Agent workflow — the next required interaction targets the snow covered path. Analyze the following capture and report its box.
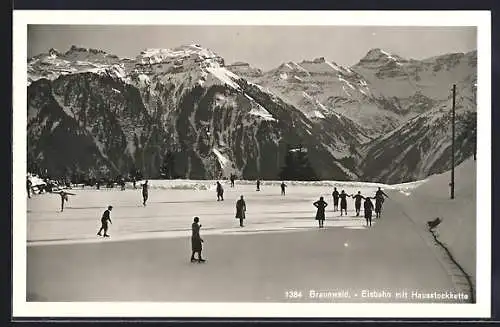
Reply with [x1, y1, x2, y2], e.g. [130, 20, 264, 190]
[26, 182, 466, 303]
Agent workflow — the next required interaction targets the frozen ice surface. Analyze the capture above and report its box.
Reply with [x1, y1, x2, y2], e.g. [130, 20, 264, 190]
[28, 182, 394, 246]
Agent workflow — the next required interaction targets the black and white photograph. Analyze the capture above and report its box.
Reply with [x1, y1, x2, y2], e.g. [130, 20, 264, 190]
[13, 10, 491, 318]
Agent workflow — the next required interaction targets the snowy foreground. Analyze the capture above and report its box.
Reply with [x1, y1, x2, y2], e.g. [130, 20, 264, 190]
[26, 160, 476, 304]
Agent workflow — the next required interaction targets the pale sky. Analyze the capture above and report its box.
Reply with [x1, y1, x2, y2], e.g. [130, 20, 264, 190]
[27, 25, 477, 71]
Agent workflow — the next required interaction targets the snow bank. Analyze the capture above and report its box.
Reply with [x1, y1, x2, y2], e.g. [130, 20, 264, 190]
[127, 179, 424, 194]
[27, 174, 46, 187]
[388, 157, 476, 281]
[135, 180, 215, 191]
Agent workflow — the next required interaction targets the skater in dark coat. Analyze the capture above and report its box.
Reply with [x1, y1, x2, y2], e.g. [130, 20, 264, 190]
[190, 217, 205, 263]
[364, 198, 374, 227]
[339, 190, 349, 216]
[216, 181, 224, 201]
[97, 205, 113, 237]
[375, 200, 383, 219]
[26, 178, 32, 198]
[374, 187, 389, 218]
[280, 182, 287, 196]
[351, 191, 365, 217]
[142, 180, 149, 206]
[256, 179, 261, 191]
[313, 196, 328, 228]
[58, 190, 75, 212]
[235, 195, 246, 227]
[230, 174, 235, 187]
[332, 187, 339, 211]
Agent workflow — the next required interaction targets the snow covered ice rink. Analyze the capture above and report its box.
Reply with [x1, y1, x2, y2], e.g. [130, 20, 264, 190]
[25, 173, 475, 304]
[27, 181, 392, 246]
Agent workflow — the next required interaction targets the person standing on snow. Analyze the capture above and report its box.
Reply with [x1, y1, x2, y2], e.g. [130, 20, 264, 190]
[332, 187, 340, 212]
[280, 181, 287, 196]
[351, 191, 366, 217]
[216, 181, 224, 201]
[190, 217, 206, 263]
[339, 190, 349, 216]
[26, 177, 32, 198]
[235, 195, 246, 227]
[313, 196, 328, 228]
[256, 179, 261, 191]
[363, 197, 374, 227]
[141, 180, 149, 206]
[97, 205, 113, 237]
[374, 187, 389, 219]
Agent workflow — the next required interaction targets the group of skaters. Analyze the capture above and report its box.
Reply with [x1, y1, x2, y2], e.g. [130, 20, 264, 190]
[314, 187, 389, 228]
[28, 174, 390, 263]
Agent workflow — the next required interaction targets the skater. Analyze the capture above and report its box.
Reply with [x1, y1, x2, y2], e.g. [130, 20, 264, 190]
[351, 191, 365, 217]
[141, 180, 149, 206]
[120, 177, 125, 191]
[374, 187, 389, 202]
[374, 198, 385, 219]
[26, 177, 32, 198]
[313, 196, 328, 228]
[374, 187, 389, 218]
[339, 190, 349, 216]
[230, 174, 235, 188]
[58, 190, 75, 212]
[235, 195, 246, 227]
[332, 187, 339, 211]
[132, 177, 137, 189]
[97, 205, 113, 237]
[216, 181, 224, 201]
[190, 217, 206, 263]
[96, 180, 101, 190]
[280, 181, 287, 196]
[363, 197, 374, 227]
[256, 179, 261, 191]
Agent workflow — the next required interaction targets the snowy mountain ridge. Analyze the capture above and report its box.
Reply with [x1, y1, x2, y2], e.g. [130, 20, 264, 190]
[26, 44, 476, 183]
[233, 48, 476, 137]
[27, 44, 367, 181]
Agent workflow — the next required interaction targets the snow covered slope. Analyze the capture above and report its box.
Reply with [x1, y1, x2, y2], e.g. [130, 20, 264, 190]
[27, 44, 477, 184]
[389, 157, 476, 283]
[235, 49, 477, 138]
[27, 45, 362, 180]
[360, 89, 476, 183]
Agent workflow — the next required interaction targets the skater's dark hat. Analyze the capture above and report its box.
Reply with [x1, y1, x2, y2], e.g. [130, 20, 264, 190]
[108, 205, 113, 209]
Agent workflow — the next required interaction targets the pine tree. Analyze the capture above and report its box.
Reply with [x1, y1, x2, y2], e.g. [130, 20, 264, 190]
[279, 145, 318, 181]
[160, 151, 176, 179]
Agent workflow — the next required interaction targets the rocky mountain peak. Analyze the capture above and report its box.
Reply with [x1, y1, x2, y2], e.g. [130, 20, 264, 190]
[65, 45, 108, 56]
[48, 48, 60, 57]
[136, 44, 224, 67]
[358, 48, 405, 65]
[312, 57, 326, 63]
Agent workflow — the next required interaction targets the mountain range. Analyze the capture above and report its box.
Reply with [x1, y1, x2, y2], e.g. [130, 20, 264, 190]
[26, 44, 477, 183]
